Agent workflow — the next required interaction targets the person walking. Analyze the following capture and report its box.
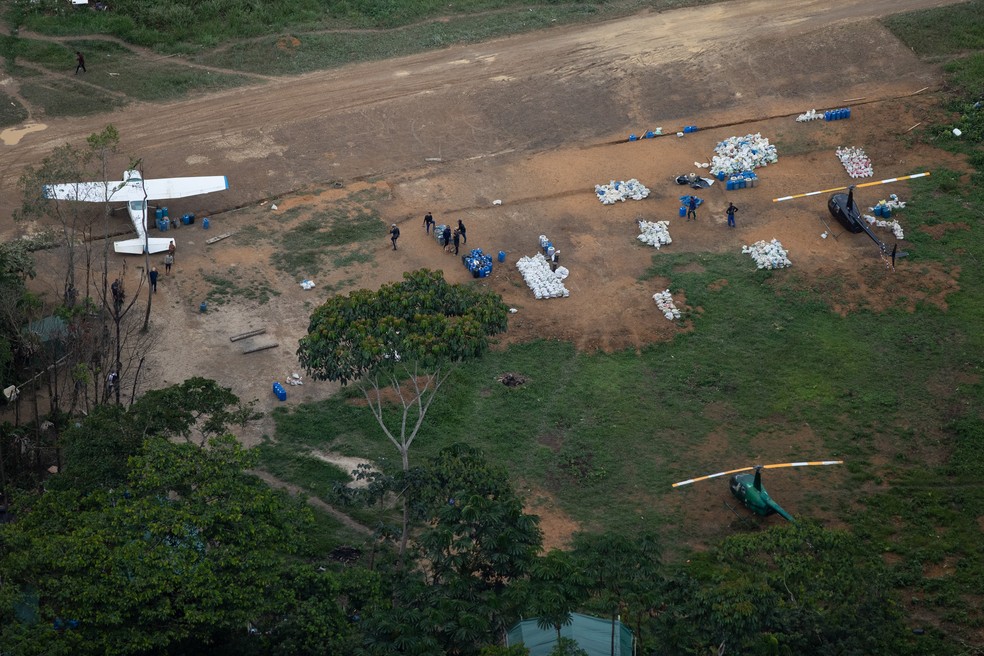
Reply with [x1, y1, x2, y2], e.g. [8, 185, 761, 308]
[149, 267, 159, 293]
[687, 195, 699, 221]
[457, 219, 467, 244]
[726, 202, 739, 228]
[389, 223, 400, 250]
[452, 229, 461, 256]
[442, 225, 452, 250]
[75, 51, 86, 74]
[423, 212, 435, 235]
[164, 252, 174, 275]
[168, 240, 176, 257]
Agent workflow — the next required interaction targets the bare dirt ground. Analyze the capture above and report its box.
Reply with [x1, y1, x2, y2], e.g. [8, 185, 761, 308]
[1, 0, 972, 543]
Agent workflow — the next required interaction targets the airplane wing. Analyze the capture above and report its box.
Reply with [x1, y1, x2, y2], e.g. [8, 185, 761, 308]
[43, 175, 229, 203]
[141, 176, 229, 200]
[43, 181, 145, 203]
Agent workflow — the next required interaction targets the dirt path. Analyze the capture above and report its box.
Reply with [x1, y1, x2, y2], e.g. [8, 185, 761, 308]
[250, 469, 374, 536]
[0, 0, 964, 223]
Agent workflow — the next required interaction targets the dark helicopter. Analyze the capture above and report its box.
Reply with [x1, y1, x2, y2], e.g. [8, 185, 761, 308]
[774, 171, 930, 262]
[672, 460, 843, 522]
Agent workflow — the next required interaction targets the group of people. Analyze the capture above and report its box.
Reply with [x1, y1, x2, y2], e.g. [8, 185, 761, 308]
[389, 212, 468, 255]
[687, 196, 740, 228]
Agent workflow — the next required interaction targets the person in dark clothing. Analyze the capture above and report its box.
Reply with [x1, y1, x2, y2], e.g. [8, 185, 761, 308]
[389, 224, 400, 250]
[442, 225, 452, 249]
[457, 219, 466, 244]
[75, 51, 86, 74]
[726, 202, 738, 228]
[149, 267, 159, 292]
[687, 196, 699, 221]
[423, 212, 435, 234]
[111, 279, 124, 310]
[452, 229, 461, 255]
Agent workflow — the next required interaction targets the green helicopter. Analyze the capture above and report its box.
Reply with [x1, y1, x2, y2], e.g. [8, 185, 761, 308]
[672, 460, 843, 522]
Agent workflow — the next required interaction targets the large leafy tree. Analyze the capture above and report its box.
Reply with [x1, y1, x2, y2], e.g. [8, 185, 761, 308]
[298, 269, 509, 556]
[656, 522, 914, 656]
[0, 435, 356, 655]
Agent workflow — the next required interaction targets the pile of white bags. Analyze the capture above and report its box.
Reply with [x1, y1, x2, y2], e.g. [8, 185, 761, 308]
[864, 215, 905, 240]
[637, 220, 672, 249]
[871, 193, 906, 213]
[742, 239, 792, 269]
[300, 280, 316, 290]
[709, 133, 778, 176]
[836, 146, 873, 178]
[595, 179, 650, 204]
[516, 253, 570, 299]
[652, 290, 681, 320]
[796, 109, 823, 122]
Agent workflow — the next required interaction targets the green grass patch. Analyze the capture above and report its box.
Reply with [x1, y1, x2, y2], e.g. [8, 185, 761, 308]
[18, 77, 126, 117]
[882, 0, 984, 58]
[0, 91, 29, 127]
[272, 207, 385, 278]
[202, 269, 280, 306]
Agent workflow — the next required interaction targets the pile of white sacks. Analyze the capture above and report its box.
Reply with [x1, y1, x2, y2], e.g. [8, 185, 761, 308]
[516, 253, 570, 299]
[709, 133, 779, 177]
[637, 220, 672, 249]
[796, 109, 823, 122]
[836, 146, 873, 178]
[742, 239, 792, 269]
[595, 179, 650, 204]
[652, 290, 681, 320]
[864, 215, 905, 240]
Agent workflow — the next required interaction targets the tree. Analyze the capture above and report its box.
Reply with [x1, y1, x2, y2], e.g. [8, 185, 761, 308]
[523, 550, 589, 643]
[298, 269, 509, 556]
[0, 435, 332, 655]
[655, 522, 914, 656]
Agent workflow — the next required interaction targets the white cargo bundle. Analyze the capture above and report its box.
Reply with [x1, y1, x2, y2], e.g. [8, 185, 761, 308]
[709, 133, 778, 177]
[637, 220, 672, 249]
[742, 239, 792, 269]
[836, 146, 873, 178]
[652, 289, 682, 320]
[595, 178, 650, 205]
[516, 253, 570, 299]
[864, 215, 905, 240]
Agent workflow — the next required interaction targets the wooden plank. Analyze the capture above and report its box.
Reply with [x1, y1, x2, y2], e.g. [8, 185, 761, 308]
[242, 342, 279, 354]
[206, 232, 234, 245]
[230, 328, 266, 342]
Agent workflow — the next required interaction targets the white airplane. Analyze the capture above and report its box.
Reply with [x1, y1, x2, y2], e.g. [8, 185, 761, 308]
[42, 169, 229, 254]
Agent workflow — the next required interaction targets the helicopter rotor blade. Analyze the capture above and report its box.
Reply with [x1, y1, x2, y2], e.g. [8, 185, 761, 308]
[672, 460, 843, 488]
[772, 172, 931, 203]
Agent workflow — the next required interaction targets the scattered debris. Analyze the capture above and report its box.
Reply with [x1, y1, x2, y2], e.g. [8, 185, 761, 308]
[796, 109, 823, 122]
[497, 372, 528, 387]
[271, 203, 278, 210]
[493, 199, 503, 205]
[285, 372, 304, 386]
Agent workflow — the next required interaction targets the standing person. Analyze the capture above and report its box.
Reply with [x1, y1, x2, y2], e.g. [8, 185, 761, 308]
[149, 267, 159, 293]
[457, 219, 467, 244]
[687, 196, 699, 221]
[164, 252, 174, 275]
[726, 202, 739, 228]
[442, 225, 452, 250]
[75, 51, 86, 74]
[168, 240, 176, 258]
[423, 212, 435, 235]
[389, 223, 400, 250]
[452, 229, 461, 256]
[111, 279, 124, 311]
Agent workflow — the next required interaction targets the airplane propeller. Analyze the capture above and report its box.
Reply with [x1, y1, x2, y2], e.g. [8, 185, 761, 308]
[672, 460, 844, 488]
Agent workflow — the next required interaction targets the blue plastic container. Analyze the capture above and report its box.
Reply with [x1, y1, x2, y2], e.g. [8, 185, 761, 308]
[628, 134, 638, 141]
[273, 382, 287, 402]
[202, 218, 210, 230]
[726, 180, 735, 191]
[716, 171, 725, 181]
[679, 206, 687, 217]
[157, 218, 169, 232]
[844, 107, 851, 119]
[161, 207, 168, 218]
[498, 250, 506, 263]
[882, 206, 891, 219]
[155, 208, 164, 221]
[199, 301, 207, 313]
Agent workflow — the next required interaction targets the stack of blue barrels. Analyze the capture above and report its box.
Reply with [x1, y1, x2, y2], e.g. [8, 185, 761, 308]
[463, 248, 493, 278]
[726, 171, 759, 190]
[272, 382, 287, 402]
[824, 108, 851, 121]
[872, 202, 892, 219]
